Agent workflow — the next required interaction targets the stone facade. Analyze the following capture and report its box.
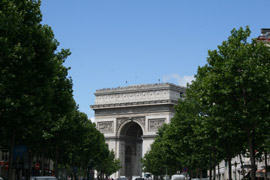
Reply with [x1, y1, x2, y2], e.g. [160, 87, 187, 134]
[91, 83, 185, 178]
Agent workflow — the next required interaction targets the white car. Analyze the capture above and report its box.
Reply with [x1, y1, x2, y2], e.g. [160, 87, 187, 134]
[171, 174, 186, 180]
[132, 176, 141, 180]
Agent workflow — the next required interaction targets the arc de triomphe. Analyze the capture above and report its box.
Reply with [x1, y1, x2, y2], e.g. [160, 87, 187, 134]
[91, 83, 185, 178]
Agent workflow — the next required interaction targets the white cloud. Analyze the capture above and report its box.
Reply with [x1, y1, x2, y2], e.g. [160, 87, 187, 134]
[90, 117, 95, 122]
[162, 74, 194, 87]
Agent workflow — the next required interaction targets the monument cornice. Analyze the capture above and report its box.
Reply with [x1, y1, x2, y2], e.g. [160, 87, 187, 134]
[91, 99, 178, 110]
[94, 104, 175, 117]
[105, 134, 157, 140]
[94, 83, 185, 96]
[142, 134, 158, 139]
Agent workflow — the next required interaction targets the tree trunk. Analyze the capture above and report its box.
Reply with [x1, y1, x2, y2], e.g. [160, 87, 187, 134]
[228, 158, 232, 180]
[239, 154, 244, 174]
[264, 151, 268, 180]
[27, 151, 33, 180]
[213, 165, 216, 180]
[210, 167, 212, 180]
[213, 151, 216, 180]
[8, 131, 16, 180]
[54, 147, 59, 178]
[218, 164, 220, 180]
[248, 133, 256, 180]
[41, 153, 45, 176]
[234, 162, 237, 180]
[210, 152, 213, 180]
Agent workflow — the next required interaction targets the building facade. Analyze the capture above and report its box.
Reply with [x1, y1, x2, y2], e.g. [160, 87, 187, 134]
[91, 83, 185, 178]
[213, 155, 270, 180]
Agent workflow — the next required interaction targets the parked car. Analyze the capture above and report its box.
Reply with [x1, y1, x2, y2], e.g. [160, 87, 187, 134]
[30, 176, 57, 180]
[132, 176, 141, 180]
[135, 178, 144, 180]
[144, 172, 152, 180]
[171, 174, 186, 180]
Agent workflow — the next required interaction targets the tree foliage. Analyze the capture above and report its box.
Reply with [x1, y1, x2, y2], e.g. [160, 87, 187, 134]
[0, 0, 120, 178]
[142, 27, 270, 180]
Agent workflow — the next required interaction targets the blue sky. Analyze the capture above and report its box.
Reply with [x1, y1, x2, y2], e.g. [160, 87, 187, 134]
[40, 0, 270, 119]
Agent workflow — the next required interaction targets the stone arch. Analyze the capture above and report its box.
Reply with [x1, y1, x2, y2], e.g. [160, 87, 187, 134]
[117, 118, 145, 137]
[118, 120, 143, 178]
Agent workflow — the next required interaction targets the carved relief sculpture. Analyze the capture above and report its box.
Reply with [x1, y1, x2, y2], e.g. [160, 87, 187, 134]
[132, 116, 145, 130]
[98, 121, 114, 133]
[148, 118, 166, 132]
[116, 116, 146, 131]
[117, 117, 129, 130]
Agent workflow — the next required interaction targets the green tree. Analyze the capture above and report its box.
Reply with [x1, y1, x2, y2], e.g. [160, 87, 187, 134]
[0, 1, 119, 179]
[143, 27, 270, 180]
[142, 124, 180, 176]
[97, 150, 121, 178]
[0, 0, 73, 178]
[142, 139, 168, 176]
[195, 27, 270, 180]
[190, 66, 245, 180]
[162, 83, 215, 178]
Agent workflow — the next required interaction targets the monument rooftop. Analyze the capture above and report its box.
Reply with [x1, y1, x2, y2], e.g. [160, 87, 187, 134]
[91, 83, 185, 109]
[94, 83, 185, 95]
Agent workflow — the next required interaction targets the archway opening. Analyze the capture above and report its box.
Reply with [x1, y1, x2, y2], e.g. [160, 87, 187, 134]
[119, 121, 143, 178]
